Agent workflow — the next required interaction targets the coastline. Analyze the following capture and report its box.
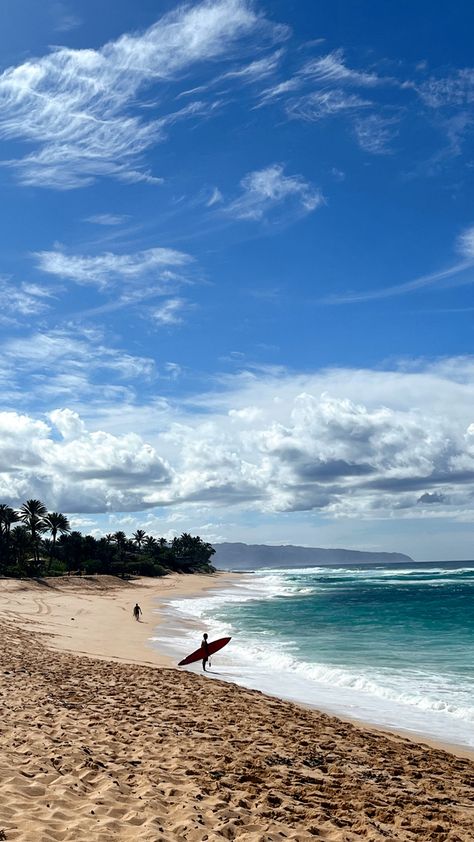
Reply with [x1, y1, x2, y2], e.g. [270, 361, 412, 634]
[3, 570, 473, 761]
[0, 571, 237, 669]
[0, 573, 473, 840]
[155, 571, 474, 762]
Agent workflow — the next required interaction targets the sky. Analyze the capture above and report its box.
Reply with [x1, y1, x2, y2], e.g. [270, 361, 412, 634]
[1, 0, 474, 560]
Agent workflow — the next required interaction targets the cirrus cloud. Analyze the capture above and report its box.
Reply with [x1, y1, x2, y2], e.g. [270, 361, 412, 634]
[0, 0, 282, 188]
[225, 163, 324, 222]
[35, 246, 192, 289]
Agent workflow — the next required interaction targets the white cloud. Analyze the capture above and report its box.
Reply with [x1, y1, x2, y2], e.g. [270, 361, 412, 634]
[164, 362, 183, 379]
[4, 359, 474, 526]
[322, 225, 474, 304]
[151, 298, 187, 325]
[0, 0, 275, 188]
[418, 69, 474, 108]
[151, 359, 474, 518]
[0, 327, 155, 403]
[286, 89, 371, 121]
[0, 410, 171, 512]
[49, 408, 86, 440]
[458, 225, 474, 259]
[206, 187, 223, 207]
[220, 49, 284, 82]
[258, 77, 301, 104]
[225, 163, 324, 221]
[155, 99, 223, 135]
[0, 277, 57, 323]
[85, 214, 129, 226]
[229, 406, 263, 422]
[117, 169, 164, 186]
[36, 246, 192, 288]
[353, 114, 399, 154]
[299, 49, 381, 87]
[51, 2, 82, 32]
[259, 48, 383, 107]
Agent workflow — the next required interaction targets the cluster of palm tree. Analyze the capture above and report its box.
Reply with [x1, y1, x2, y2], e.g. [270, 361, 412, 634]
[0, 499, 215, 579]
[0, 500, 71, 574]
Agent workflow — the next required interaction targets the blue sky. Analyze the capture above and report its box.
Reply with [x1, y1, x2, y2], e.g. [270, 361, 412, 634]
[1, 0, 474, 560]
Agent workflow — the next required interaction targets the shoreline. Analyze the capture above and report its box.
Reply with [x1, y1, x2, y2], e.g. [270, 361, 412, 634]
[0, 573, 473, 840]
[3, 571, 472, 761]
[0, 571, 237, 669]
[154, 571, 474, 762]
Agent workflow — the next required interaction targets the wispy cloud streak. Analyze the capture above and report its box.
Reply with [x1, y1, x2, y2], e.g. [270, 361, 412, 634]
[36, 247, 192, 289]
[299, 49, 382, 87]
[322, 227, 474, 304]
[0, 0, 275, 188]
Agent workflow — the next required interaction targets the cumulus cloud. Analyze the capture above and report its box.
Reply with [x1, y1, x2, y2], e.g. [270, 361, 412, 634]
[3, 359, 474, 520]
[225, 163, 324, 222]
[145, 359, 474, 518]
[417, 491, 446, 504]
[0, 0, 278, 188]
[49, 408, 86, 440]
[0, 410, 171, 512]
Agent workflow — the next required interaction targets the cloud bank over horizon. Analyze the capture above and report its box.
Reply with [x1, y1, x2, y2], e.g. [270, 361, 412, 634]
[3, 359, 474, 554]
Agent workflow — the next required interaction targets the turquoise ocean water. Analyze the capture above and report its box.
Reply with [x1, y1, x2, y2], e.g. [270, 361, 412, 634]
[154, 562, 474, 749]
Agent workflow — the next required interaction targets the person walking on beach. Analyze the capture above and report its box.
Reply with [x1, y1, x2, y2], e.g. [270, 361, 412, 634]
[133, 603, 142, 621]
[201, 632, 210, 671]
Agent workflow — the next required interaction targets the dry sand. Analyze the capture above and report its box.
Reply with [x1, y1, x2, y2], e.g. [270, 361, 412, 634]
[0, 574, 473, 841]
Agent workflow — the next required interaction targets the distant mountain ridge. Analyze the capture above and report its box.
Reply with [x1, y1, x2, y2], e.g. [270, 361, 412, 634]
[213, 542, 413, 570]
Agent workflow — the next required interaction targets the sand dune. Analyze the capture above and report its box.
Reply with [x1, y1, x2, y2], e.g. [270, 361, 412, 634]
[0, 576, 473, 841]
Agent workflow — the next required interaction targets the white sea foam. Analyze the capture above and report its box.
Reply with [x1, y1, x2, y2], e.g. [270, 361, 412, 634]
[152, 565, 474, 748]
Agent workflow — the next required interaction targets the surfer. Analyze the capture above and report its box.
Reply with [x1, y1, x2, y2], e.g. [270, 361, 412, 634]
[133, 603, 142, 621]
[201, 632, 209, 671]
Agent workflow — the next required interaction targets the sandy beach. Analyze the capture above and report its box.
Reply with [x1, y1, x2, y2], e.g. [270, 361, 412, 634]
[0, 574, 473, 841]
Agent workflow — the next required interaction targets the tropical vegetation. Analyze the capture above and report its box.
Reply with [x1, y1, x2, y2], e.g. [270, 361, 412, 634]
[0, 499, 215, 578]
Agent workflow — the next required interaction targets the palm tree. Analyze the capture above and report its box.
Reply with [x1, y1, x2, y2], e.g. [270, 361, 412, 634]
[43, 512, 71, 568]
[0, 504, 19, 536]
[133, 529, 146, 550]
[0, 506, 20, 570]
[10, 525, 32, 572]
[113, 531, 127, 578]
[19, 499, 47, 565]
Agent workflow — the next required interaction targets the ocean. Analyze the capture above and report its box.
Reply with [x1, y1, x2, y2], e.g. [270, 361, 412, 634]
[153, 561, 474, 750]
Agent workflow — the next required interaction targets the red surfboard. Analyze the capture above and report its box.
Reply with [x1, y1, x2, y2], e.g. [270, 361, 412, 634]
[178, 636, 231, 666]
